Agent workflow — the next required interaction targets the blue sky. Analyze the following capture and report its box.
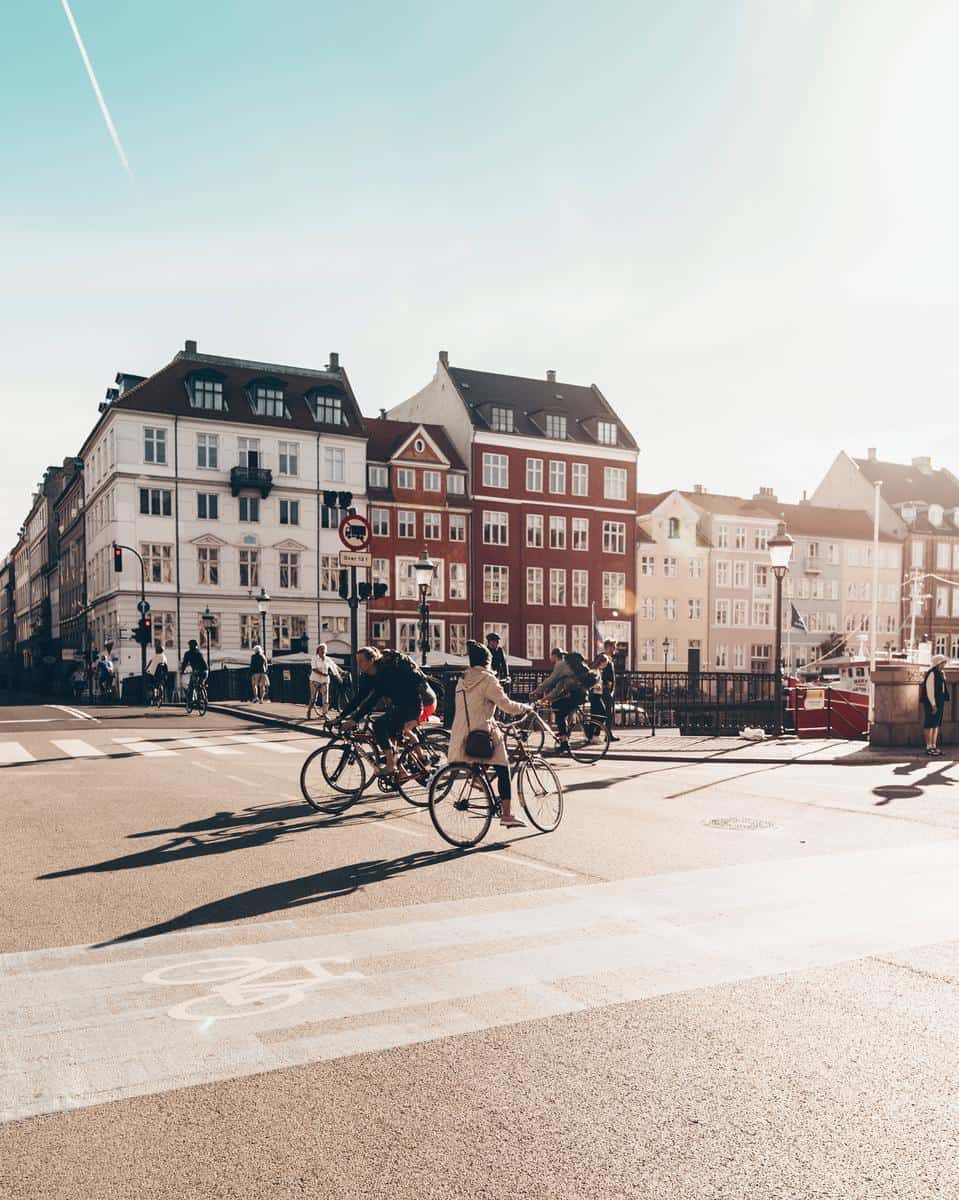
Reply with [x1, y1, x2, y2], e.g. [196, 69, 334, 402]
[3, 1, 959, 549]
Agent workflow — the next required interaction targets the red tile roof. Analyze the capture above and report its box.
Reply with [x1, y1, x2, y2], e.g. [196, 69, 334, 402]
[682, 490, 902, 541]
[363, 419, 466, 471]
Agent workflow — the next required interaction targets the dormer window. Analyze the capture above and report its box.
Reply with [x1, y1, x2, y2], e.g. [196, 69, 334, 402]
[189, 376, 226, 411]
[597, 421, 618, 446]
[307, 393, 344, 425]
[902, 504, 917, 524]
[251, 384, 288, 418]
[490, 406, 514, 433]
[929, 504, 944, 526]
[544, 414, 567, 440]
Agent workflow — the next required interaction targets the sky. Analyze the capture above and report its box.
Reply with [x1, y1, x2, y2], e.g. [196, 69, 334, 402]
[3, 0, 959, 551]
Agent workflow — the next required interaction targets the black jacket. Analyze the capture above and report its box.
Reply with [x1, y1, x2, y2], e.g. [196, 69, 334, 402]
[489, 645, 509, 680]
[601, 660, 615, 695]
[340, 656, 431, 720]
[250, 652, 267, 674]
[180, 648, 207, 675]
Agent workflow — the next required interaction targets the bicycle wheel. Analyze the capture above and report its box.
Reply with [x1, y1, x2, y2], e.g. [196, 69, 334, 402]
[319, 740, 369, 795]
[196, 688, 208, 716]
[301, 746, 362, 813]
[517, 758, 563, 832]
[512, 714, 545, 756]
[420, 726, 450, 763]
[429, 763, 493, 848]
[567, 710, 610, 763]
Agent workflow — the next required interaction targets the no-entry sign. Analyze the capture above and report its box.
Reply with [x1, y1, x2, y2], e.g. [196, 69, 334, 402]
[339, 513, 371, 552]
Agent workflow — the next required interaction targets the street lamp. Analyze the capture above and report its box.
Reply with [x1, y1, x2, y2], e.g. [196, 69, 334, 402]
[201, 606, 216, 674]
[256, 587, 271, 654]
[662, 637, 670, 674]
[413, 548, 436, 667]
[768, 521, 794, 736]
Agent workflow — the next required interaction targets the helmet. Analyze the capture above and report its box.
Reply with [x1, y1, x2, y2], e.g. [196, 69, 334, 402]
[188, 639, 198, 649]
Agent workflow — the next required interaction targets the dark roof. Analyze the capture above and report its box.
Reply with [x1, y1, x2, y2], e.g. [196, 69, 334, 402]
[105, 348, 366, 437]
[363, 419, 466, 470]
[854, 456, 959, 508]
[446, 366, 638, 450]
[683, 489, 901, 541]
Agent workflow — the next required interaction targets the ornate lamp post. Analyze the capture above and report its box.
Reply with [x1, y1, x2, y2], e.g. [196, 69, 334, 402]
[768, 521, 794, 736]
[256, 587, 271, 654]
[662, 637, 671, 674]
[413, 548, 436, 667]
[201, 606, 216, 675]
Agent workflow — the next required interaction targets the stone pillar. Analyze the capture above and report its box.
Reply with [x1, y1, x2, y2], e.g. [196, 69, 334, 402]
[870, 662, 959, 747]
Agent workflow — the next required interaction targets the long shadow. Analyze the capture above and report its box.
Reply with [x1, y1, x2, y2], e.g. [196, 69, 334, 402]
[130, 803, 313, 838]
[97, 843, 511, 946]
[873, 760, 958, 806]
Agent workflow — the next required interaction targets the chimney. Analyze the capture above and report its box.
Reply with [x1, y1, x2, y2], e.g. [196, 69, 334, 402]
[184, 339, 197, 354]
[867, 447, 877, 461]
[912, 455, 932, 475]
[378, 408, 387, 420]
[438, 350, 449, 368]
[328, 351, 339, 371]
[800, 489, 810, 505]
[546, 369, 556, 383]
[692, 483, 705, 494]
[754, 486, 777, 501]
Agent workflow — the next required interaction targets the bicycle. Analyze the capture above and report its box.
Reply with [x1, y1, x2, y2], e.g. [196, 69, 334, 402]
[183, 673, 208, 716]
[428, 712, 564, 848]
[147, 673, 167, 708]
[504, 700, 610, 763]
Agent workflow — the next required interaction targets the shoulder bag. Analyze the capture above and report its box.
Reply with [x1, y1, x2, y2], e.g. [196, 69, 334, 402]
[461, 686, 495, 758]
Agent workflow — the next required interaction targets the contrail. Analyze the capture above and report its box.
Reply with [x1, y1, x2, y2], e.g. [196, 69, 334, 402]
[59, 0, 131, 176]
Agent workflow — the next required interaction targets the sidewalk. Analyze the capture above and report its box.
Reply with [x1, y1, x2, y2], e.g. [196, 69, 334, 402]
[209, 700, 921, 765]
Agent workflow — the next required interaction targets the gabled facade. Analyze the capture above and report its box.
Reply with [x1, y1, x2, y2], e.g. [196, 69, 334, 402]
[389, 353, 640, 666]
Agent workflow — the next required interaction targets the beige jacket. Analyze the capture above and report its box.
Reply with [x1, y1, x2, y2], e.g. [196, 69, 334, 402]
[448, 667, 527, 767]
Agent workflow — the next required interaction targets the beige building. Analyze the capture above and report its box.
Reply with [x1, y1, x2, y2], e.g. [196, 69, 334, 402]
[635, 491, 710, 669]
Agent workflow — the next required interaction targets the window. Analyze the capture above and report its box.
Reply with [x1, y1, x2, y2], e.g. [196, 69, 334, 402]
[641, 638, 656, 663]
[527, 624, 544, 661]
[936, 634, 948, 656]
[144, 427, 167, 465]
[279, 551, 299, 589]
[549, 625, 567, 651]
[753, 564, 768, 590]
[398, 510, 416, 538]
[368, 464, 388, 489]
[423, 470, 441, 492]
[238, 497, 260, 522]
[423, 512, 442, 541]
[715, 645, 728, 668]
[663, 598, 677, 621]
[139, 488, 172, 517]
[603, 467, 627, 500]
[483, 453, 508, 488]
[198, 612, 221, 650]
[483, 565, 509, 604]
[449, 562, 466, 599]
[273, 614, 308, 651]
[448, 624, 467, 655]
[753, 600, 771, 626]
[278, 442, 299, 476]
[371, 558, 389, 591]
[938, 542, 951, 570]
[549, 516, 567, 550]
[191, 377, 224, 410]
[324, 447, 346, 482]
[483, 622, 510, 651]
[596, 421, 617, 446]
[751, 644, 771, 671]
[526, 458, 543, 492]
[196, 433, 219, 469]
[320, 505, 339, 529]
[397, 468, 415, 489]
[490, 406, 514, 432]
[545, 414, 567, 439]
[641, 597, 656, 620]
[549, 461, 566, 494]
[239, 549, 259, 588]
[663, 556, 677, 578]
[715, 599, 730, 625]
[640, 555, 655, 576]
[370, 508, 389, 536]
[570, 625, 589, 656]
[688, 598, 702, 620]
[197, 545, 219, 585]
[572, 518, 589, 551]
[753, 527, 770, 551]
[449, 514, 466, 542]
[197, 493, 218, 520]
[571, 463, 589, 496]
[602, 571, 625, 608]
[448, 474, 465, 495]
[237, 437, 261, 469]
[716, 525, 729, 549]
[603, 521, 626, 554]
[152, 610, 176, 650]
[370, 619, 390, 643]
[731, 645, 745, 670]
[549, 569, 567, 605]
[484, 511, 509, 545]
[716, 560, 730, 587]
[911, 541, 924, 568]
[252, 384, 287, 418]
[572, 570, 588, 606]
[277, 499, 299, 525]
[141, 543, 172, 583]
[526, 514, 544, 548]
[733, 599, 747, 626]
[527, 567, 544, 605]
[936, 587, 948, 617]
[733, 561, 747, 588]
[309, 394, 343, 425]
[734, 527, 747, 550]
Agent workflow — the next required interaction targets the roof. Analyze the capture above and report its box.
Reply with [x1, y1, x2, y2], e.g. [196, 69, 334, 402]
[683, 489, 901, 542]
[681, 490, 783, 519]
[635, 490, 672, 515]
[854, 456, 959, 509]
[635, 526, 657, 545]
[446, 366, 638, 450]
[105, 346, 366, 438]
[363, 419, 466, 470]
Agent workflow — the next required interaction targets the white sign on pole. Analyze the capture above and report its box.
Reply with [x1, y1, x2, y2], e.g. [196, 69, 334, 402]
[339, 550, 372, 568]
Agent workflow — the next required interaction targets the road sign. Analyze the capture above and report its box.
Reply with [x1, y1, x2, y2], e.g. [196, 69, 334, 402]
[137, 600, 151, 615]
[338, 513, 371, 551]
[339, 550, 372, 568]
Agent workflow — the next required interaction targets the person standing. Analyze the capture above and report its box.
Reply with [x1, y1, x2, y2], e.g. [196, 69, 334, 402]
[250, 644, 269, 703]
[307, 642, 340, 719]
[921, 654, 950, 756]
[602, 639, 619, 740]
[485, 631, 509, 686]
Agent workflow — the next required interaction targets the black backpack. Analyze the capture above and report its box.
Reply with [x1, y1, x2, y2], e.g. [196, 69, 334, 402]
[572, 662, 600, 691]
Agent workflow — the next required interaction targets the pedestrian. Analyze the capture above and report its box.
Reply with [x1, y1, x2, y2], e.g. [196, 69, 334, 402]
[448, 640, 532, 827]
[250, 644, 269, 703]
[69, 662, 86, 701]
[307, 642, 340, 720]
[602, 639, 619, 741]
[590, 652, 612, 737]
[920, 654, 950, 756]
[485, 631, 509, 685]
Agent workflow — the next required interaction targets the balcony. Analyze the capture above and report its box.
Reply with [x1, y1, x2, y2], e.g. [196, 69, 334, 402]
[230, 465, 273, 498]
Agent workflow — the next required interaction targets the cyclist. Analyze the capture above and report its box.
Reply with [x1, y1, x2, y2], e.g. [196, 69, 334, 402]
[532, 648, 596, 754]
[96, 653, 115, 704]
[485, 631, 510, 686]
[180, 639, 208, 709]
[338, 646, 436, 783]
[145, 640, 169, 705]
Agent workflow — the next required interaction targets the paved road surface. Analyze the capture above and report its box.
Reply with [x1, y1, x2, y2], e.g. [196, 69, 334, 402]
[3, 703, 959, 1198]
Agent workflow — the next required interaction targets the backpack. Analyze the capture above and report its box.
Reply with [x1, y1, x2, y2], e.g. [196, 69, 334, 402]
[572, 662, 600, 692]
[97, 660, 112, 683]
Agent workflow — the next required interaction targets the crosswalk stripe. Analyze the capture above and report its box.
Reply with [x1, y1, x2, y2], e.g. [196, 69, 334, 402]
[51, 739, 105, 759]
[111, 738, 178, 758]
[170, 737, 241, 756]
[0, 742, 34, 764]
[223, 734, 302, 754]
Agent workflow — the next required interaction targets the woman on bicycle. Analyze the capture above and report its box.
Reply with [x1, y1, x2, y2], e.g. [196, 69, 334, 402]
[448, 641, 531, 827]
[145, 641, 169, 704]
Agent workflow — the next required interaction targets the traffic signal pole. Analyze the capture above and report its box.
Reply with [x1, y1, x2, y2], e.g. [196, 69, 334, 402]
[349, 565, 359, 672]
[113, 542, 149, 677]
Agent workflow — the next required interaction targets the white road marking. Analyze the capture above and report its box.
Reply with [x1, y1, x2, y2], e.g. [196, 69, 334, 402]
[171, 737, 241, 756]
[376, 822, 427, 839]
[51, 739, 105, 759]
[484, 854, 580, 878]
[10, 840, 959, 1122]
[0, 719, 53, 724]
[221, 734, 303, 754]
[226, 776, 256, 787]
[194, 762, 217, 773]
[46, 704, 98, 722]
[111, 737, 177, 758]
[0, 742, 35, 764]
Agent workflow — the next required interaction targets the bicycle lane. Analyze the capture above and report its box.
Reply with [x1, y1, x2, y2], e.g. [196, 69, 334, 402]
[7, 838, 959, 1123]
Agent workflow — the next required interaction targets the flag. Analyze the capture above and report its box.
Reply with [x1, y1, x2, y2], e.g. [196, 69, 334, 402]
[790, 604, 807, 633]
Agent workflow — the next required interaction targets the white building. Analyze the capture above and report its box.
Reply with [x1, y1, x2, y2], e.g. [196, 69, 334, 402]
[80, 340, 368, 676]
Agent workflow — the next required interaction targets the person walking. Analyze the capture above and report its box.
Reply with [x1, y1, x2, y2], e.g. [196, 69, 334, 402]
[485, 631, 509, 685]
[602, 639, 619, 740]
[448, 641, 531, 827]
[920, 654, 950, 756]
[250, 644, 269, 703]
[307, 642, 340, 720]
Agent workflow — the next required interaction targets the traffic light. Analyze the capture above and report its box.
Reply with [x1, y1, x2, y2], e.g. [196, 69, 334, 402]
[135, 616, 153, 646]
[113, 545, 123, 573]
[372, 583, 388, 600]
[338, 569, 350, 600]
[357, 581, 372, 601]
[323, 490, 338, 509]
[337, 491, 353, 511]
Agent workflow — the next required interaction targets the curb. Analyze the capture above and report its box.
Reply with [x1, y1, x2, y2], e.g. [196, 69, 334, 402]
[207, 703, 326, 736]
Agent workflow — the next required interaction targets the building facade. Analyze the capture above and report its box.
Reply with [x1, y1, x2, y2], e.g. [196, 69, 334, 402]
[53, 463, 87, 659]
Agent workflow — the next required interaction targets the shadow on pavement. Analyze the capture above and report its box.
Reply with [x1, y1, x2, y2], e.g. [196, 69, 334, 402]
[872, 761, 958, 805]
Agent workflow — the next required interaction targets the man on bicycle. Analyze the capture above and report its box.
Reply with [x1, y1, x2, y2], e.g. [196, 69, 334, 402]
[145, 640, 169, 705]
[180, 639, 208, 708]
[338, 646, 436, 783]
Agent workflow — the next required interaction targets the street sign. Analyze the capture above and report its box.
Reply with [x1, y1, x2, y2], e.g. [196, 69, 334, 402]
[339, 550, 372, 568]
[137, 600, 151, 615]
[338, 513, 371, 552]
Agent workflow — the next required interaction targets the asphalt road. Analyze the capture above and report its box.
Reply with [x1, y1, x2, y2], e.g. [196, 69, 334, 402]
[3, 702, 959, 1198]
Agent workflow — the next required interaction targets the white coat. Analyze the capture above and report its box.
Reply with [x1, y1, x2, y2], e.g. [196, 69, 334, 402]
[448, 666, 528, 768]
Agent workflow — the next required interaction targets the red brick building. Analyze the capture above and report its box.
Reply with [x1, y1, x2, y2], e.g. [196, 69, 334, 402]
[389, 355, 640, 666]
[364, 419, 471, 658]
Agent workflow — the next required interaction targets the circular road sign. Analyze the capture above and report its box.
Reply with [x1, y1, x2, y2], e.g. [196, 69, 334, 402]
[339, 513, 372, 552]
[137, 600, 151, 615]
